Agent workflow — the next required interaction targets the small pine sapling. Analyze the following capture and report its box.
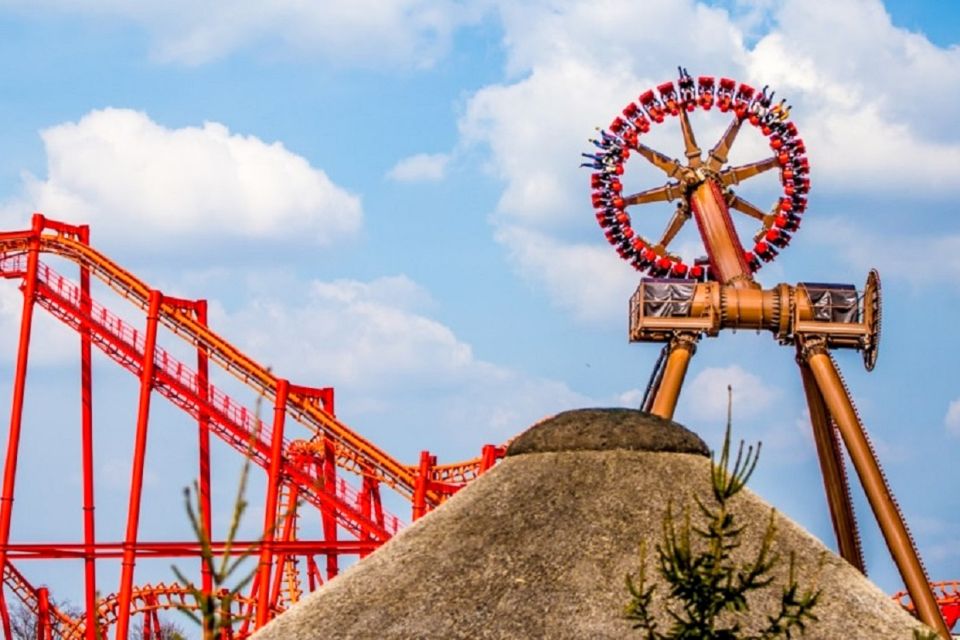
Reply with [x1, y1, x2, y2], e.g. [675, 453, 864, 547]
[625, 387, 821, 639]
[171, 381, 269, 639]
[171, 452, 257, 638]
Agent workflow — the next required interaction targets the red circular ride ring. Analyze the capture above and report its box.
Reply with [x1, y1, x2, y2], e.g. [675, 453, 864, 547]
[583, 70, 811, 280]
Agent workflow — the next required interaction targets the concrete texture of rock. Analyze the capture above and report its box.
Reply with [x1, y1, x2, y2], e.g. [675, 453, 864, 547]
[506, 408, 710, 457]
[253, 409, 925, 639]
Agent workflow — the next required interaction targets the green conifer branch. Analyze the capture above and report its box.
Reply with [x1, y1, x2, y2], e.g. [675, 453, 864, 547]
[624, 386, 821, 639]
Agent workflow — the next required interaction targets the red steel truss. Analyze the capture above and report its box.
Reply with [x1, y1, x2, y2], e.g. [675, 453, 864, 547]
[0, 214, 506, 639]
[895, 581, 960, 634]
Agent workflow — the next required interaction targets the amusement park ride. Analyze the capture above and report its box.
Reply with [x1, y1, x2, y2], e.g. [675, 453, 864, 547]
[0, 218, 504, 636]
[582, 68, 958, 637]
[0, 67, 955, 639]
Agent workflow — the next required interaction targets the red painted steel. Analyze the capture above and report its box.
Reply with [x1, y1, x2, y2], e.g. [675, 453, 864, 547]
[269, 483, 303, 608]
[3, 540, 375, 558]
[320, 437, 339, 577]
[896, 581, 960, 633]
[412, 451, 433, 521]
[78, 223, 98, 640]
[37, 586, 51, 640]
[1, 561, 77, 634]
[0, 215, 41, 640]
[0, 214, 504, 636]
[191, 298, 214, 606]
[256, 378, 290, 628]
[117, 289, 163, 640]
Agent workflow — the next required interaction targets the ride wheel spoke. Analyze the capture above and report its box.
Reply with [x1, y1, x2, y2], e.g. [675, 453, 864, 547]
[656, 205, 690, 249]
[622, 182, 683, 207]
[726, 192, 769, 222]
[634, 142, 688, 180]
[706, 116, 744, 172]
[586, 71, 810, 278]
[677, 109, 702, 168]
[719, 156, 780, 187]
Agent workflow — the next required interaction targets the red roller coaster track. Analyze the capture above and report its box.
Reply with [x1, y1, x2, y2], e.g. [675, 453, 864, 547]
[0, 214, 505, 639]
[896, 581, 960, 634]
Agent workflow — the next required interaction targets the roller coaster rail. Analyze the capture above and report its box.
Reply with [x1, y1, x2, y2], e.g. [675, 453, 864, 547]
[0, 214, 506, 639]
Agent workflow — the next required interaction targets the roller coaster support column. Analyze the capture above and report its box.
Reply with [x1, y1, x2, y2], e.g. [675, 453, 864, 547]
[412, 451, 435, 521]
[194, 300, 214, 609]
[322, 437, 339, 579]
[269, 482, 300, 608]
[796, 354, 864, 573]
[800, 338, 949, 638]
[646, 160, 747, 420]
[649, 333, 698, 420]
[359, 472, 384, 557]
[79, 223, 99, 640]
[142, 593, 160, 640]
[256, 378, 290, 629]
[480, 444, 499, 472]
[38, 585, 51, 640]
[116, 289, 163, 640]
[0, 215, 41, 639]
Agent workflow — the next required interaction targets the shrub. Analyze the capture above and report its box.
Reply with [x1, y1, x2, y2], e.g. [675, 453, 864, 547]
[625, 390, 820, 639]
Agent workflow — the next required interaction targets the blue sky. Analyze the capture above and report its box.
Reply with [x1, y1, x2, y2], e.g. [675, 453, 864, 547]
[0, 0, 958, 620]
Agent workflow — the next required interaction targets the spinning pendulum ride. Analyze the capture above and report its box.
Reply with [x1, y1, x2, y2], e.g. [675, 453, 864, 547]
[581, 67, 950, 637]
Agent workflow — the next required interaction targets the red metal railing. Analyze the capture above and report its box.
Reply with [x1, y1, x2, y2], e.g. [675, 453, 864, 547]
[0, 214, 504, 638]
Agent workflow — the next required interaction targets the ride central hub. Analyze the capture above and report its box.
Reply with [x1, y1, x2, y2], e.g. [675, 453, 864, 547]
[628, 270, 881, 371]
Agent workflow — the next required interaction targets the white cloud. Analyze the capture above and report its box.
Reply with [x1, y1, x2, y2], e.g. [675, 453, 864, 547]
[806, 217, 960, 289]
[214, 272, 590, 437]
[495, 225, 638, 324]
[460, 58, 638, 228]
[494, 1, 744, 81]
[751, 2, 960, 141]
[456, 2, 749, 324]
[2, 108, 361, 248]
[683, 365, 780, 422]
[451, 0, 960, 325]
[617, 388, 645, 408]
[222, 274, 469, 387]
[387, 153, 450, 182]
[746, 3, 960, 193]
[4, 0, 482, 67]
[946, 399, 960, 437]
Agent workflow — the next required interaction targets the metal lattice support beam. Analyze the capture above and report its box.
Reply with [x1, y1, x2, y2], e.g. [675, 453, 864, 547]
[0, 215, 506, 637]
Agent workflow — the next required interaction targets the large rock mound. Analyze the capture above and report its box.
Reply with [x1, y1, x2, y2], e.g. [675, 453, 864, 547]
[254, 409, 925, 639]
